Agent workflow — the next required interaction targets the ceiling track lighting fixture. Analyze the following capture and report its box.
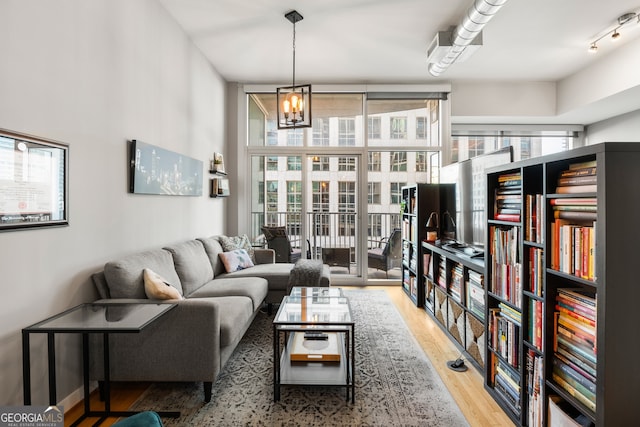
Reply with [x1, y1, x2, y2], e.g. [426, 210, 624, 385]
[277, 10, 312, 129]
[588, 11, 639, 53]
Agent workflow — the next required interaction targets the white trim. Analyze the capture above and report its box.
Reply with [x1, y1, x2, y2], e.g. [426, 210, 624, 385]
[243, 83, 452, 94]
[452, 123, 584, 132]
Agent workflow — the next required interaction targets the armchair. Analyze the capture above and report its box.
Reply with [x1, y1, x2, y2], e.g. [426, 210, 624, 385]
[367, 228, 402, 277]
[261, 226, 310, 263]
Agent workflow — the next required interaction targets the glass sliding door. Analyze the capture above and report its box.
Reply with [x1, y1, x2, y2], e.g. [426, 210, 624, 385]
[306, 155, 359, 277]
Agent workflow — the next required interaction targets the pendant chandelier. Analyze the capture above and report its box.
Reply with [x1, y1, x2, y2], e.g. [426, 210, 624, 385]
[277, 10, 312, 129]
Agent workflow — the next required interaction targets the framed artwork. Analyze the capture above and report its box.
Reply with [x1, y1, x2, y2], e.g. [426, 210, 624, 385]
[0, 129, 69, 231]
[129, 140, 203, 196]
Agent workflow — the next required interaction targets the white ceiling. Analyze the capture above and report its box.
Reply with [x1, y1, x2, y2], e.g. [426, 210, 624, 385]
[158, 0, 640, 123]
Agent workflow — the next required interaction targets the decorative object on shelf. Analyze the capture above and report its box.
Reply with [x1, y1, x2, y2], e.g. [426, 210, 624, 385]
[129, 140, 203, 196]
[276, 10, 312, 129]
[425, 212, 439, 242]
[588, 11, 639, 53]
[0, 128, 69, 231]
[210, 152, 226, 174]
[210, 177, 230, 197]
[441, 211, 457, 242]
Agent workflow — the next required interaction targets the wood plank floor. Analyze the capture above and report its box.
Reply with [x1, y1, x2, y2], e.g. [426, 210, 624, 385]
[64, 286, 512, 426]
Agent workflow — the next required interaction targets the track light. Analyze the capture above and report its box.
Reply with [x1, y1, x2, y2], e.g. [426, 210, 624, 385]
[588, 11, 639, 53]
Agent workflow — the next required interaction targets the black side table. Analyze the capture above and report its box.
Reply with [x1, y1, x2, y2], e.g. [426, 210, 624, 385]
[23, 302, 179, 426]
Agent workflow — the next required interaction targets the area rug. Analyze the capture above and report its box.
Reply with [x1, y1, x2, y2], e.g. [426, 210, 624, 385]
[129, 289, 469, 426]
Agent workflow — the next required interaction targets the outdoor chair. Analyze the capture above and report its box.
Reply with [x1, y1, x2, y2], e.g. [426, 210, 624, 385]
[367, 228, 402, 277]
[261, 226, 310, 263]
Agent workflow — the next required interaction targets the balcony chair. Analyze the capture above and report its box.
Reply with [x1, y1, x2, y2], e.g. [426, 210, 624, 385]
[261, 226, 310, 263]
[367, 228, 402, 277]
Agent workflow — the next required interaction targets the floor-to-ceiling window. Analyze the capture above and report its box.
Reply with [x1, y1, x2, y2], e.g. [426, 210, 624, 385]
[247, 91, 446, 282]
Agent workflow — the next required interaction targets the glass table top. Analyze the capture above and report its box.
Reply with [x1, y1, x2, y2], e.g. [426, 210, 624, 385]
[274, 287, 352, 326]
[24, 303, 177, 333]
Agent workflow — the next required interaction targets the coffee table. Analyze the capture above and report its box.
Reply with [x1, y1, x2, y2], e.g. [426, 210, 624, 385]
[273, 287, 355, 402]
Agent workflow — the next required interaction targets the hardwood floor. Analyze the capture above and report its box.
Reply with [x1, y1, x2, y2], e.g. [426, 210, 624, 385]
[64, 286, 512, 426]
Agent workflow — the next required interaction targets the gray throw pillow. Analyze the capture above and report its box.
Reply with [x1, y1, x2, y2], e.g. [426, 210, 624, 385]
[219, 234, 255, 263]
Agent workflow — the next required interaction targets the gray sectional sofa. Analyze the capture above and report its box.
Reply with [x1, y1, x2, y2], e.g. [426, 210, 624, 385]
[90, 236, 329, 401]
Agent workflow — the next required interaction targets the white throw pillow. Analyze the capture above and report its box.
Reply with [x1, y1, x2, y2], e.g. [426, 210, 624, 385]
[143, 268, 183, 300]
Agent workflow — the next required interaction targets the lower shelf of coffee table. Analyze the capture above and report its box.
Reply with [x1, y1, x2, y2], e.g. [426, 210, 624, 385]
[279, 332, 350, 386]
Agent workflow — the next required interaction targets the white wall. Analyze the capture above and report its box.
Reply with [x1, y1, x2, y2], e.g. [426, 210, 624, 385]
[585, 109, 640, 145]
[0, 0, 227, 406]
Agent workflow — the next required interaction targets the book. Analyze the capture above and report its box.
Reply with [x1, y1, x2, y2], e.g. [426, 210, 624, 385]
[568, 160, 597, 170]
[550, 198, 597, 206]
[559, 166, 597, 178]
[553, 211, 597, 221]
[557, 175, 597, 186]
[290, 332, 341, 362]
[555, 184, 597, 194]
[552, 373, 596, 412]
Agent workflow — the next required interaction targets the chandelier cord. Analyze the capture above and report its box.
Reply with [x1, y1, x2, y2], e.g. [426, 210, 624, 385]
[292, 19, 296, 88]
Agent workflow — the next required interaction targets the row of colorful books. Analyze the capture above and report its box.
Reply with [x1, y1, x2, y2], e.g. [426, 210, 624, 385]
[495, 172, 522, 222]
[527, 247, 544, 297]
[449, 262, 463, 303]
[526, 349, 544, 427]
[553, 288, 597, 413]
[550, 220, 596, 280]
[490, 306, 521, 369]
[528, 299, 543, 351]
[555, 160, 597, 195]
[466, 270, 485, 321]
[489, 225, 521, 306]
[524, 193, 544, 243]
[493, 356, 522, 416]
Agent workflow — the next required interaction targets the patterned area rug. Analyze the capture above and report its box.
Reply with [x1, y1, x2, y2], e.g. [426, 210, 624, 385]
[129, 289, 469, 426]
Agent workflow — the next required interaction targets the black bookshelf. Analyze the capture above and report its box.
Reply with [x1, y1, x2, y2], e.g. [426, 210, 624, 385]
[485, 142, 640, 426]
[400, 184, 454, 306]
[422, 241, 486, 371]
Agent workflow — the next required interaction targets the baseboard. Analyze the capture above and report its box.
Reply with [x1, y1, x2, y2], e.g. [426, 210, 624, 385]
[60, 381, 98, 413]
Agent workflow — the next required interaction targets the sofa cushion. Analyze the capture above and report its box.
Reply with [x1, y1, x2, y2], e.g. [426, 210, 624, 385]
[197, 237, 226, 277]
[217, 263, 293, 292]
[143, 268, 183, 300]
[219, 249, 254, 273]
[219, 234, 255, 263]
[164, 240, 214, 297]
[188, 277, 268, 312]
[104, 249, 182, 299]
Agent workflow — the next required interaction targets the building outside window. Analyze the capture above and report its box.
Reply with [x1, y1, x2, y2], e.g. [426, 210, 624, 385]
[416, 116, 428, 139]
[312, 118, 330, 146]
[287, 156, 301, 171]
[390, 117, 407, 139]
[391, 152, 407, 171]
[312, 156, 330, 171]
[338, 157, 356, 171]
[266, 156, 278, 171]
[390, 182, 405, 204]
[312, 181, 330, 236]
[338, 118, 356, 146]
[368, 213, 382, 238]
[368, 182, 381, 204]
[368, 116, 381, 139]
[338, 181, 356, 237]
[368, 151, 381, 171]
[287, 181, 302, 235]
[416, 152, 428, 172]
[286, 129, 303, 146]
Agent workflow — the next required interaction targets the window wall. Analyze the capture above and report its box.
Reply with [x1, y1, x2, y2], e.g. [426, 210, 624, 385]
[247, 91, 445, 281]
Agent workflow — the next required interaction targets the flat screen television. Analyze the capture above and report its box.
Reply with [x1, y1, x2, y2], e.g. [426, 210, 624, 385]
[440, 146, 513, 251]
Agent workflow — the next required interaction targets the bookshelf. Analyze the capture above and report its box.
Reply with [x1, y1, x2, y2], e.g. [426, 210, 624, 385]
[400, 184, 454, 306]
[422, 241, 486, 370]
[485, 142, 640, 426]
